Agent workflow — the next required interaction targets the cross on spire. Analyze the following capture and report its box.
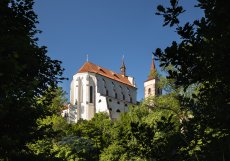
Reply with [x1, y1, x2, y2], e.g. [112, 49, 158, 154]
[86, 54, 89, 62]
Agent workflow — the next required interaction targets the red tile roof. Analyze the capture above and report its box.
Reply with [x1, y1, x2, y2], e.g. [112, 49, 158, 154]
[77, 62, 134, 87]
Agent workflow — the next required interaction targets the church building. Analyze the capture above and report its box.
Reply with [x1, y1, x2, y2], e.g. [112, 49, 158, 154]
[144, 55, 162, 98]
[62, 55, 161, 123]
[67, 58, 137, 123]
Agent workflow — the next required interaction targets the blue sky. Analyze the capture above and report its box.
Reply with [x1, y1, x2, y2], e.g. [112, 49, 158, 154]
[34, 0, 203, 101]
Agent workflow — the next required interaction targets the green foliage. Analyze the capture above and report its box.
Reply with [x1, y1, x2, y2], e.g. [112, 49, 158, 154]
[2, 0, 228, 160]
[149, 69, 158, 79]
[36, 87, 68, 115]
[99, 93, 185, 161]
[28, 112, 112, 161]
[154, 0, 230, 160]
[29, 87, 188, 161]
[37, 114, 69, 135]
[52, 136, 96, 161]
[29, 78, 186, 161]
[100, 143, 128, 161]
[0, 0, 65, 159]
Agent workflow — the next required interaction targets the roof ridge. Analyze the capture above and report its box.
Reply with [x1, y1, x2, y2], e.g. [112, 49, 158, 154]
[77, 61, 135, 87]
[86, 61, 120, 75]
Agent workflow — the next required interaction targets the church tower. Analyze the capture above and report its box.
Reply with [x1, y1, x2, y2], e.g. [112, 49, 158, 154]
[144, 54, 161, 98]
[120, 56, 126, 76]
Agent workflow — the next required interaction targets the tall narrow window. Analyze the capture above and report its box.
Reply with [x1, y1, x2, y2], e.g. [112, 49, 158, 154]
[115, 93, 118, 99]
[119, 85, 122, 91]
[148, 88, 151, 95]
[112, 82, 115, 90]
[130, 97, 132, 103]
[102, 78, 106, 88]
[123, 94, 125, 100]
[106, 90, 109, 96]
[90, 86, 93, 103]
[127, 87, 130, 94]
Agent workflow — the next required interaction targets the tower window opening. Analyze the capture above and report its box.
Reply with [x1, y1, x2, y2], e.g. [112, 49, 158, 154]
[106, 90, 109, 96]
[90, 86, 93, 103]
[148, 88, 151, 95]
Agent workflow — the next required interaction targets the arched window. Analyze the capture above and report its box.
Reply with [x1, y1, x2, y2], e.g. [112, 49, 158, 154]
[115, 93, 118, 99]
[90, 86, 93, 103]
[148, 88, 151, 95]
[130, 97, 132, 103]
[123, 94, 125, 100]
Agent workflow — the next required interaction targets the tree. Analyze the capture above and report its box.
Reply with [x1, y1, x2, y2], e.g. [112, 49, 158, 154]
[28, 112, 112, 161]
[154, 0, 230, 160]
[28, 80, 186, 161]
[0, 0, 64, 160]
[100, 91, 185, 161]
[27, 114, 69, 161]
[36, 87, 68, 115]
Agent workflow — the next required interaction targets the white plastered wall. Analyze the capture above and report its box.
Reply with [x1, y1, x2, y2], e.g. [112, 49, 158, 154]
[144, 79, 156, 98]
[70, 72, 137, 121]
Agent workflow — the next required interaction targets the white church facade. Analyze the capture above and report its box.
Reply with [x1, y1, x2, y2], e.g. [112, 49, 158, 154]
[66, 59, 137, 123]
[63, 55, 160, 123]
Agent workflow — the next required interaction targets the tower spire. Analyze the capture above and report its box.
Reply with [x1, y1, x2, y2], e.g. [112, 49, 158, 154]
[144, 54, 161, 98]
[120, 55, 126, 76]
[148, 53, 157, 79]
[151, 53, 156, 71]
